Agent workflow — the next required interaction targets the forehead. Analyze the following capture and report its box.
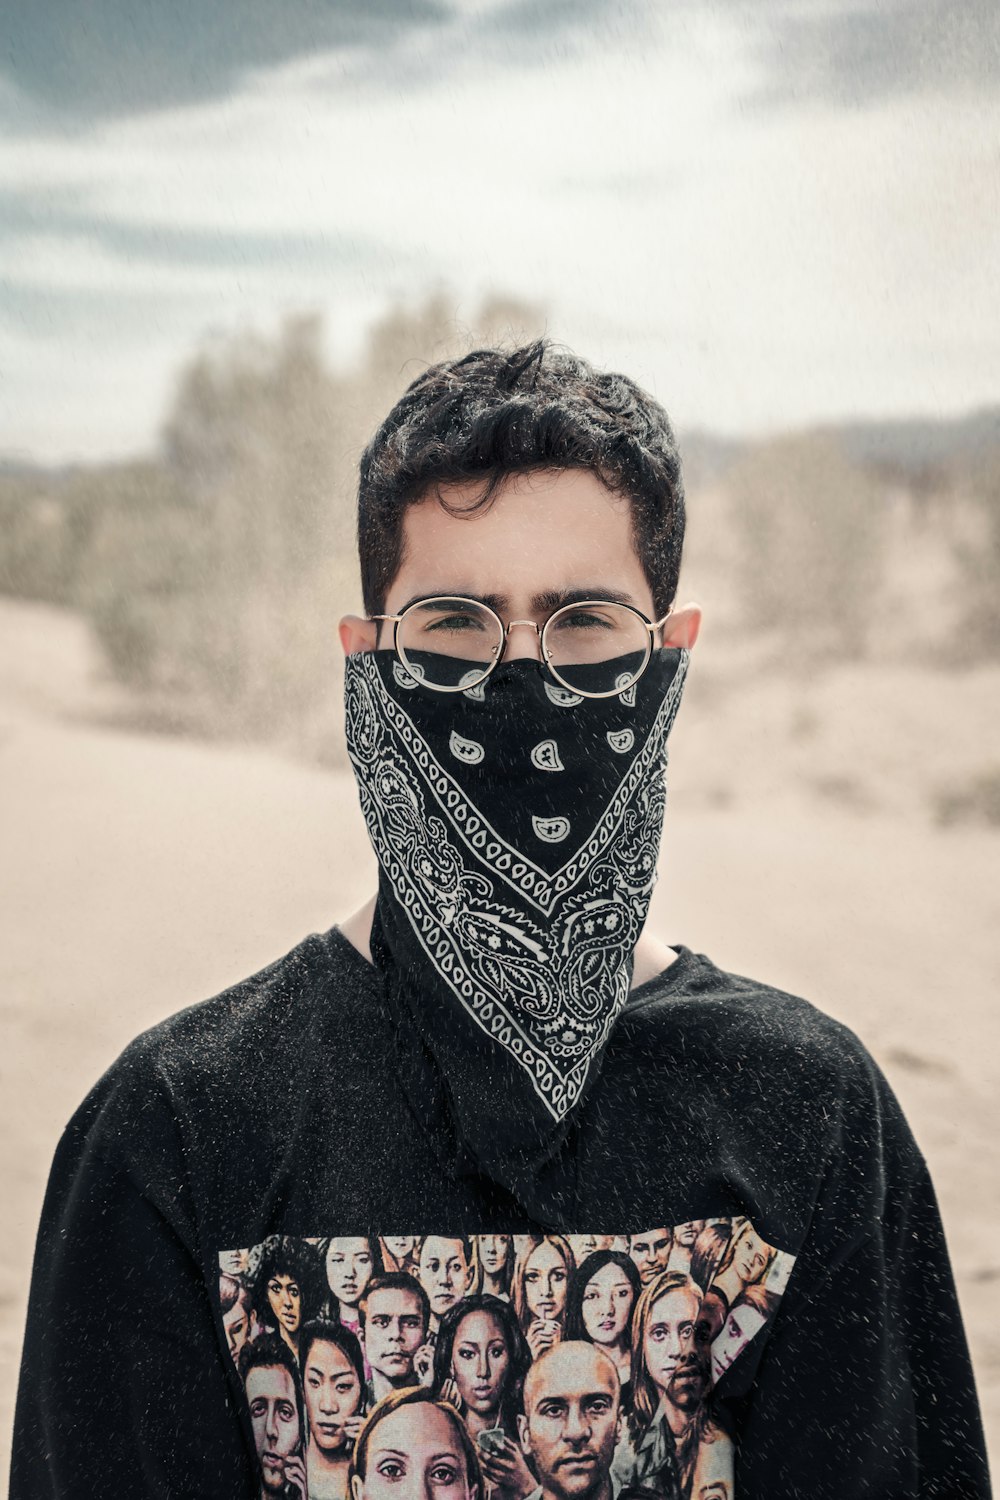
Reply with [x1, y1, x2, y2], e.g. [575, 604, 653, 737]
[421, 1237, 466, 1260]
[368, 1286, 422, 1314]
[305, 1339, 355, 1376]
[649, 1287, 701, 1323]
[246, 1365, 295, 1402]
[375, 1402, 462, 1453]
[525, 1347, 617, 1408]
[391, 469, 649, 608]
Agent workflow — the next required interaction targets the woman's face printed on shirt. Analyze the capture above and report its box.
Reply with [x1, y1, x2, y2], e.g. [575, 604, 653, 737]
[476, 1235, 510, 1276]
[304, 1339, 363, 1455]
[450, 1308, 510, 1415]
[327, 1239, 375, 1308]
[268, 1273, 302, 1336]
[224, 1216, 791, 1500]
[353, 1402, 474, 1500]
[523, 1240, 569, 1323]
[581, 1262, 635, 1348]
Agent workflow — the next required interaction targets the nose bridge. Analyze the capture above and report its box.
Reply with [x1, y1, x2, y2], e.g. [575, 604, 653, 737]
[500, 618, 542, 663]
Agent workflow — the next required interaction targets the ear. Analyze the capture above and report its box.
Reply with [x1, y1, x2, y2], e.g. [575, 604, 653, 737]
[339, 614, 378, 656]
[516, 1412, 531, 1456]
[660, 602, 702, 650]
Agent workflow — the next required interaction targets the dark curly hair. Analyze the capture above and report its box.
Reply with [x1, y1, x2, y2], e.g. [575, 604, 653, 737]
[249, 1235, 324, 1331]
[357, 338, 686, 617]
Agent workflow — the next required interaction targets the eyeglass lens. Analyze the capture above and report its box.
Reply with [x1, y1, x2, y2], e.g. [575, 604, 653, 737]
[395, 597, 651, 696]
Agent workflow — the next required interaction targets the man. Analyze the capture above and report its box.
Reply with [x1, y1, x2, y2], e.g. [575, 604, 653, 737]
[9, 341, 991, 1498]
[517, 1342, 623, 1500]
[240, 1334, 308, 1499]
[627, 1231, 673, 1288]
[358, 1270, 431, 1402]
[417, 1235, 476, 1338]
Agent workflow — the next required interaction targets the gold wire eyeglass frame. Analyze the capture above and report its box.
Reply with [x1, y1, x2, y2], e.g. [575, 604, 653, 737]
[368, 595, 674, 699]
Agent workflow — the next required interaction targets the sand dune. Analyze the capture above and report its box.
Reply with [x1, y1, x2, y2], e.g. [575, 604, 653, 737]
[1, 598, 997, 1479]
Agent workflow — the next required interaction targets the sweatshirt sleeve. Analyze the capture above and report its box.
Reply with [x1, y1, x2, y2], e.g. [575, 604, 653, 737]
[730, 1052, 992, 1499]
[9, 1067, 257, 1500]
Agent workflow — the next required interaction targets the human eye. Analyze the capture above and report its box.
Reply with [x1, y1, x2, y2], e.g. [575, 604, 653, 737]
[583, 1287, 597, 1301]
[289, 1283, 300, 1298]
[268, 1279, 282, 1295]
[250, 1398, 267, 1417]
[278, 1402, 295, 1422]
[553, 604, 620, 632]
[431, 1463, 461, 1485]
[421, 603, 488, 634]
[378, 1460, 405, 1480]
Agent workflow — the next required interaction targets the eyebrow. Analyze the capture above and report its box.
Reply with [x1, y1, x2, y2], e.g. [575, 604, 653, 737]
[397, 587, 638, 615]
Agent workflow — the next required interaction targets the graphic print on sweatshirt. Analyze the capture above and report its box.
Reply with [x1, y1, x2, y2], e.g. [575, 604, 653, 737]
[217, 1218, 795, 1500]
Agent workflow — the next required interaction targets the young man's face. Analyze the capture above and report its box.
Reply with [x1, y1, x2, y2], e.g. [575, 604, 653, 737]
[339, 468, 700, 662]
[362, 1285, 428, 1380]
[517, 1342, 621, 1500]
[418, 1236, 473, 1317]
[245, 1365, 301, 1492]
[629, 1230, 672, 1285]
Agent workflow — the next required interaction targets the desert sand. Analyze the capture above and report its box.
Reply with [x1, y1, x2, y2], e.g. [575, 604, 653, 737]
[1, 597, 997, 1480]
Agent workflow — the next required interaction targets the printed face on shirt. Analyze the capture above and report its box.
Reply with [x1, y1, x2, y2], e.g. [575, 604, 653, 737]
[566, 1235, 597, 1267]
[642, 1284, 701, 1395]
[267, 1273, 301, 1337]
[673, 1221, 706, 1251]
[629, 1230, 672, 1285]
[419, 1237, 473, 1318]
[477, 1235, 511, 1276]
[731, 1227, 770, 1286]
[711, 1304, 767, 1383]
[580, 1262, 634, 1349]
[223, 1296, 251, 1361]
[304, 1338, 364, 1455]
[364, 1286, 428, 1381]
[524, 1241, 569, 1324]
[450, 1308, 511, 1417]
[219, 1247, 249, 1277]
[351, 1400, 475, 1500]
[696, 1290, 727, 1349]
[327, 1238, 376, 1309]
[384, 1237, 417, 1264]
[246, 1365, 302, 1492]
[517, 1341, 621, 1500]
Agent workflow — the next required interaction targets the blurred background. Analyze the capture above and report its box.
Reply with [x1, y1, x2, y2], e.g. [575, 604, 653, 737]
[1, 0, 998, 1478]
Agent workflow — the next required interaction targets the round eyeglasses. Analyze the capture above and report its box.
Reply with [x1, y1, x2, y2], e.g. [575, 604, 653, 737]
[369, 595, 674, 699]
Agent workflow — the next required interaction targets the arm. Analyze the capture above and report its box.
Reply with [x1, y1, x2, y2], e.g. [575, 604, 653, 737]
[730, 1111, 991, 1497]
[9, 1086, 257, 1499]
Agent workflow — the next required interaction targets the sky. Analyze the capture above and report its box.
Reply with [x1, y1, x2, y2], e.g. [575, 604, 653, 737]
[1, 0, 998, 461]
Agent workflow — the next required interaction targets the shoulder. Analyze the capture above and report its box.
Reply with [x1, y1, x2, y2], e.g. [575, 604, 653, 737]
[622, 945, 919, 1181]
[626, 944, 881, 1093]
[62, 926, 361, 1171]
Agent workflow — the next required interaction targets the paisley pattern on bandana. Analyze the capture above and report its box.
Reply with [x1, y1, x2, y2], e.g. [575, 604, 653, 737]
[345, 648, 689, 1127]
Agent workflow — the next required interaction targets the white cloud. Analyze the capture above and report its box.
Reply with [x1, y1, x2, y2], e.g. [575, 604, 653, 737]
[1, 8, 997, 459]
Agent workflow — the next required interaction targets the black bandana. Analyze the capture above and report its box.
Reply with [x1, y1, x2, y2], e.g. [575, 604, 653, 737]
[343, 644, 689, 1226]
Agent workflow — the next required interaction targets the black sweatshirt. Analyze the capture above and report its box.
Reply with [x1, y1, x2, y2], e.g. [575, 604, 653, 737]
[10, 926, 992, 1499]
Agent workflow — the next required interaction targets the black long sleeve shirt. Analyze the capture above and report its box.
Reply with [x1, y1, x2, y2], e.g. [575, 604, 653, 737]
[10, 927, 992, 1498]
